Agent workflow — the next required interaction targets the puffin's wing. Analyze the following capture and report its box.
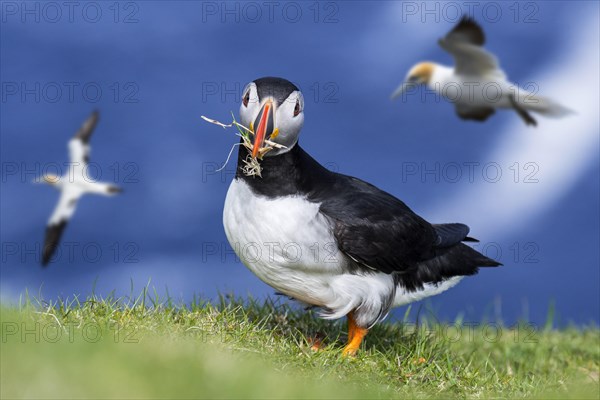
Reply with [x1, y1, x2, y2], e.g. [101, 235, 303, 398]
[42, 187, 82, 266]
[433, 223, 477, 247]
[318, 175, 485, 275]
[438, 16, 505, 79]
[69, 110, 98, 165]
[320, 178, 440, 274]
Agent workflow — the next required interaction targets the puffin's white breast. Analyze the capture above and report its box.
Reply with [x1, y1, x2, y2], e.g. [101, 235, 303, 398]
[223, 179, 344, 306]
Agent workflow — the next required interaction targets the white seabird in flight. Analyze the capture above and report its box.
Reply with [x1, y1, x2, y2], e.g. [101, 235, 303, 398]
[391, 16, 573, 126]
[36, 111, 122, 266]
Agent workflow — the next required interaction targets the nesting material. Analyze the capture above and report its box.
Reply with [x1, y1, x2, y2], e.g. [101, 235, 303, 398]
[201, 114, 286, 178]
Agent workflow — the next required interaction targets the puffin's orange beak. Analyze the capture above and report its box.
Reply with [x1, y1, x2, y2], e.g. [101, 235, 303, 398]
[252, 100, 273, 158]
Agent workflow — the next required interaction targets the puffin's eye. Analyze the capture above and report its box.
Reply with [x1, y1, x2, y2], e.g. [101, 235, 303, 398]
[242, 91, 250, 107]
[293, 100, 301, 117]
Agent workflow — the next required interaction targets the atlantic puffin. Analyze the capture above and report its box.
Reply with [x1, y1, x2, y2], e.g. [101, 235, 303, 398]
[223, 77, 501, 355]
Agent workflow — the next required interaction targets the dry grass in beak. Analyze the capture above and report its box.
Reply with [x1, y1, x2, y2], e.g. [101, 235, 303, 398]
[201, 113, 287, 178]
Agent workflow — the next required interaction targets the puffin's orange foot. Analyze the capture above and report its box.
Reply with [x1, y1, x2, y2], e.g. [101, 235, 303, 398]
[342, 343, 360, 357]
[342, 312, 368, 357]
[307, 333, 326, 351]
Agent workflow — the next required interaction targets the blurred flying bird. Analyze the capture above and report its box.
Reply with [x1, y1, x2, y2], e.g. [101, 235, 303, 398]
[222, 77, 501, 356]
[391, 16, 573, 126]
[36, 111, 122, 266]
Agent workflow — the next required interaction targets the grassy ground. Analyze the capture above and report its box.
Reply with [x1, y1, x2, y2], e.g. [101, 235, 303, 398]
[1, 293, 598, 399]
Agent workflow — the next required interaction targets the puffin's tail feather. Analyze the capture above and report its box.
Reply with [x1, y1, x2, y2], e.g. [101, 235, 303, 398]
[400, 243, 501, 292]
[432, 223, 481, 246]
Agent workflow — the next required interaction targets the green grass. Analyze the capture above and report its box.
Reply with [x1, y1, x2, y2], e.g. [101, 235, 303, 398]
[1, 293, 598, 399]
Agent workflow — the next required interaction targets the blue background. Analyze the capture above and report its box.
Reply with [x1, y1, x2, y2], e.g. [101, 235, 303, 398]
[1, 1, 598, 326]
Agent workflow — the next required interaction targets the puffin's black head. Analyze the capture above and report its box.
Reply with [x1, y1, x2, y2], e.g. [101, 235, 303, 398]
[239, 77, 304, 157]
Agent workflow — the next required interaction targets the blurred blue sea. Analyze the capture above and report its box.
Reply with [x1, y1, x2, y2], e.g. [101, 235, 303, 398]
[1, 1, 598, 326]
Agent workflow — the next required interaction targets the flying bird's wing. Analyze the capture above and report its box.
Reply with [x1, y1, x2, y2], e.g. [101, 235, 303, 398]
[74, 110, 99, 144]
[69, 110, 99, 165]
[438, 16, 506, 79]
[445, 15, 486, 46]
[42, 186, 83, 266]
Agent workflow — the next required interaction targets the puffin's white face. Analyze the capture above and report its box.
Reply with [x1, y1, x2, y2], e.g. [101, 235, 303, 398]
[239, 80, 304, 157]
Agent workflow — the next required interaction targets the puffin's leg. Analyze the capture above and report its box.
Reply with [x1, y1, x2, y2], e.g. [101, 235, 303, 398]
[346, 312, 356, 342]
[342, 312, 368, 356]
